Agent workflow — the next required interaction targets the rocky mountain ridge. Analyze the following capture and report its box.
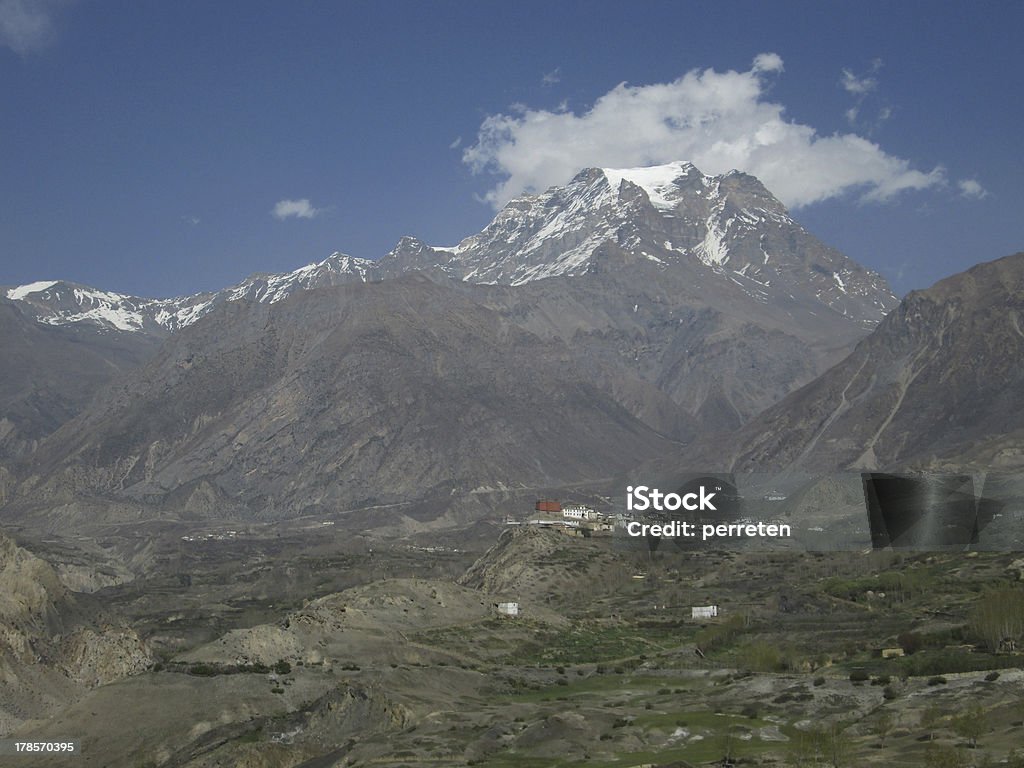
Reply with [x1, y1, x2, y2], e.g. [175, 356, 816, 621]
[1, 253, 377, 335]
[3, 162, 896, 335]
[406, 163, 895, 328]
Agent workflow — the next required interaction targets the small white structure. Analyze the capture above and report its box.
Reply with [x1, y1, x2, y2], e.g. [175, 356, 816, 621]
[562, 504, 598, 521]
[497, 602, 519, 617]
[691, 605, 719, 619]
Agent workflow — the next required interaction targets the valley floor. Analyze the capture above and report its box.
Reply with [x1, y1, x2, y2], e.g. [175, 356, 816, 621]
[4, 522, 1024, 768]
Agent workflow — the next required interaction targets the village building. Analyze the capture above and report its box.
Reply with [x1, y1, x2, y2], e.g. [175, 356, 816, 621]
[497, 602, 519, 617]
[691, 605, 719, 619]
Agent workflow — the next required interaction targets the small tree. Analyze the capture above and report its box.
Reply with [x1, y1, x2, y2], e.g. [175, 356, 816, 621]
[872, 709, 895, 747]
[718, 725, 740, 765]
[953, 705, 987, 748]
[921, 705, 945, 741]
[787, 728, 823, 768]
[824, 722, 852, 768]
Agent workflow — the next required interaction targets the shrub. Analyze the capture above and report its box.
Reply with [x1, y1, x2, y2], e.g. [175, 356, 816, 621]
[739, 641, 788, 672]
[849, 669, 870, 683]
[694, 615, 747, 654]
[927, 676, 947, 686]
[898, 631, 924, 655]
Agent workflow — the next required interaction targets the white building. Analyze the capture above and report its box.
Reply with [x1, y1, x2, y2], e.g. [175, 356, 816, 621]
[497, 602, 519, 617]
[562, 504, 598, 521]
[691, 605, 719, 619]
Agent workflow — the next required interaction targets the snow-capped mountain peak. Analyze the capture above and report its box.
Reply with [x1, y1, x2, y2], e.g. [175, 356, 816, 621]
[3, 280, 164, 332]
[601, 161, 698, 209]
[403, 160, 894, 324]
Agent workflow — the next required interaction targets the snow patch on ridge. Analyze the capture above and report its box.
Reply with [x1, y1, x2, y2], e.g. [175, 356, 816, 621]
[40, 305, 144, 332]
[7, 281, 59, 300]
[601, 161, 695, 209]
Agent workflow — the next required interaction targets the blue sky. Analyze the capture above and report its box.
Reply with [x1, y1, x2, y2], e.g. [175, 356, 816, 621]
[1, 1, 1021, 298]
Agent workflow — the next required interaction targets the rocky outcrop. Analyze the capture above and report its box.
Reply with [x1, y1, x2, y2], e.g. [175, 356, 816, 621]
[58, 628, 153, 687]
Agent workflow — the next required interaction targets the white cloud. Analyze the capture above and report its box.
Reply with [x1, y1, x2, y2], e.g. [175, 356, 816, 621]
[449, 136, 462, 150]
[752, 52, 784, 74]
[463, 54, 945, 210]
[840, 60, 893, 132]
[181, 215, 201, 226]
[272, 198, 322, 220]
[0, 0, 69, 54]
[541, 67, 561, 86]
[840, 68, 878, 96]
[958, 179, 988, 199]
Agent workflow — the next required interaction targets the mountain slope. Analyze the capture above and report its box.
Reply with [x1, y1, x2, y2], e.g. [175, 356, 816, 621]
[0, 299, 157, 463]
[467, 254, 868, 434]
[690, 252, 1024, 472]
[18, 275, 678, 521]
